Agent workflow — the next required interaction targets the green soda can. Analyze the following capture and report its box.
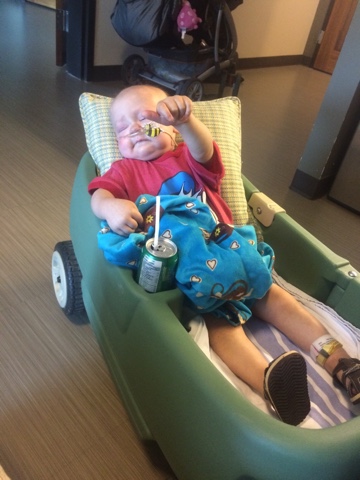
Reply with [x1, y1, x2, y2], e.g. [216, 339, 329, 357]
[136, 238, 178, 293]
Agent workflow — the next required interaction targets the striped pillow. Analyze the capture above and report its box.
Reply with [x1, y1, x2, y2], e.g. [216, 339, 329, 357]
[79, 93, 248, 225]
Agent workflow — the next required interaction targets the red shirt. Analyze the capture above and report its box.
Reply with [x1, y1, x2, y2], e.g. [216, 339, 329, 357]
[88, 142, 233, 223]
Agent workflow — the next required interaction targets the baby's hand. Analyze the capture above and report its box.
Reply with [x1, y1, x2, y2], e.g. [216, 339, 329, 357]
[142, 95, 193, 127]
[104, 198, 143, 236]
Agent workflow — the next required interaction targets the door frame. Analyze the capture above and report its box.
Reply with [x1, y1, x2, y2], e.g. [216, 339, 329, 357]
[55, 0, 67, 66]
[312, 0, 357, 73]
[56, 0, 96, 80]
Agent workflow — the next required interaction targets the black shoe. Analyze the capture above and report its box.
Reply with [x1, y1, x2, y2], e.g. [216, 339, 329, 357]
[264, 351, 310, 426]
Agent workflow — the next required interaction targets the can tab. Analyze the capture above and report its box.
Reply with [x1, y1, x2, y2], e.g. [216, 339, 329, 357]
[150, 242, 166, 253]
[248, 192, 286, 227]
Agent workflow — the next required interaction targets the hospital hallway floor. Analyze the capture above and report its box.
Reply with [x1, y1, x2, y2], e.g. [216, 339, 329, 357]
[1, 1, 359, 479]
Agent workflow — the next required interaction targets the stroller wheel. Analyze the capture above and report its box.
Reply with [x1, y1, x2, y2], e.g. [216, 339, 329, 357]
[52, 241, 87, 322]
[176, 79, 204, 101]
[122, 54, 145, 85]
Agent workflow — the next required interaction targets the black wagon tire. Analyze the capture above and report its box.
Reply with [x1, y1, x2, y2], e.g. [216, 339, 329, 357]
[52, 241, 85, 318]
[176, 79, 204, 101]
[121, 54, 146, 85]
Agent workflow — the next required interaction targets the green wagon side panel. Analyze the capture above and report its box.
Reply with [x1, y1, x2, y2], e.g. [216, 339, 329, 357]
[68, 153, 360, 480]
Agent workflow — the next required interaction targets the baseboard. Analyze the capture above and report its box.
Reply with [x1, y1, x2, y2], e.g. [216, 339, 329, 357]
[290, 169, 334, 199]
[238, 55, 310, 69]
[328, 195, 360, 216]
[84, 55, 311, 82]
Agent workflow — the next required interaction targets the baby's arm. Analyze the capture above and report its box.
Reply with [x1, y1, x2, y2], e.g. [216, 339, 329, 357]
[91, 188, 143, 236]
[143, 95, 214, 164]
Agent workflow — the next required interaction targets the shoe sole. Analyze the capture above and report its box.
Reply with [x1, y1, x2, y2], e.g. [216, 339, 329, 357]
[264, 351, 310, 426]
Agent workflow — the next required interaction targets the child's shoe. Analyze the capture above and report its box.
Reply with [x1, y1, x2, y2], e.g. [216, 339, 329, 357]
[333, 358, 360, 405]
[264, 351, 310, 426]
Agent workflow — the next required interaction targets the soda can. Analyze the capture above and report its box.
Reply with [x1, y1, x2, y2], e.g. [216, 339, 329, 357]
[136, 238, 178, 293]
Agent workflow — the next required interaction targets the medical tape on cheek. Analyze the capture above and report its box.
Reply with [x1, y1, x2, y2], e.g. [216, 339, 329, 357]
[143, 123, 178, 149]
[144, 123, 161, 137]
[124, 121, 161, 138]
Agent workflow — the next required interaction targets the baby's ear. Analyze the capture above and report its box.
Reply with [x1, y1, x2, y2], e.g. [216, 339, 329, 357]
[173, 127, 179, 134]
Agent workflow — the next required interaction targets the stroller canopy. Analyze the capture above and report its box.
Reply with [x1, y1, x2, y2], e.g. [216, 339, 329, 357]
[111, 0, 182, 47]
[111, 0, 243, 48]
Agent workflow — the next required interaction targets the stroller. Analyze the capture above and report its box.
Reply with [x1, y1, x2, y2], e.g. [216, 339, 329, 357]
[111, 0, 243, 100]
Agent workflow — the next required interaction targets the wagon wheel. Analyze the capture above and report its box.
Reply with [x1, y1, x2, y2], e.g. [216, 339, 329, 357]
[121, 54, 146, 85]
[52, 240, 87, 322]
[176, 79, 204, 101]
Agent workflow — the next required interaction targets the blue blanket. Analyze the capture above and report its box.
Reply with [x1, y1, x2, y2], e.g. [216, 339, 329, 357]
[98, 195, 274, 325]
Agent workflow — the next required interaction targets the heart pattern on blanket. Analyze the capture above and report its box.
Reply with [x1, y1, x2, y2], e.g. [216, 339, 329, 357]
[230, 240, 240, 249]
[185, 202, 199, 214]
[191, 275, 202, 283]
[206, 259, 217, 270]
[162, 229, 172, 239]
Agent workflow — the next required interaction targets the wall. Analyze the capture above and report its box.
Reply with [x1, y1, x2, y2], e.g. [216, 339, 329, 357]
[290, 1, 360, 198]
[233, 0, 320, 59]
[93, 0, 321, 66]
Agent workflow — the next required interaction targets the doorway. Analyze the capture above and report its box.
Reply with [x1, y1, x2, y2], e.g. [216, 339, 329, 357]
[55, 0, 96, 78]
[313, 0, 357, 74]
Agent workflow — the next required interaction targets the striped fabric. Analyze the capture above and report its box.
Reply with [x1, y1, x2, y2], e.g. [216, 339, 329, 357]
[79, 93, 249, 226]
[79, 93, 118, 177]
[191, 97, 248, 225]
[189, 272, 360, 428]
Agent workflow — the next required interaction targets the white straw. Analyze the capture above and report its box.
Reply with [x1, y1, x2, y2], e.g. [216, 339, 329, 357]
[154, 195, 160, 249]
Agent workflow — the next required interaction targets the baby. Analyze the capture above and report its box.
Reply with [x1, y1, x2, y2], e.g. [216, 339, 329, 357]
[89, 85, 360, 425]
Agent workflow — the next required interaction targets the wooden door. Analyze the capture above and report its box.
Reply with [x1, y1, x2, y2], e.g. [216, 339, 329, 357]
[313, 0, 357, 74]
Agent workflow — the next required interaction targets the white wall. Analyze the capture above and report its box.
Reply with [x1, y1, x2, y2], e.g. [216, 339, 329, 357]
[233, 0, 320, 58]
[94, 0, 320, 66]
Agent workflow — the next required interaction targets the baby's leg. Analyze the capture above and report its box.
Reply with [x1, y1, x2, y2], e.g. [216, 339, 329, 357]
[252, 284, 360, 403]
[204, 313, 267, 394]
[204, 312, 310, 425]
[251, 283, 327, 351]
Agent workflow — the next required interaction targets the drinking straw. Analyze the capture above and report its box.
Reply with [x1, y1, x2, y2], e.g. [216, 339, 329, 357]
[154, 195, 160, 249]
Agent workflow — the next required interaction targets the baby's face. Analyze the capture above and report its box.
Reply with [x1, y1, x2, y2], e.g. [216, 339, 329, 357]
[111, 88, 176, 161]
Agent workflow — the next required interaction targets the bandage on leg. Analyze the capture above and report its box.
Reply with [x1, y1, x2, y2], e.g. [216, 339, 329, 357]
[310, 334, 343, 367]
